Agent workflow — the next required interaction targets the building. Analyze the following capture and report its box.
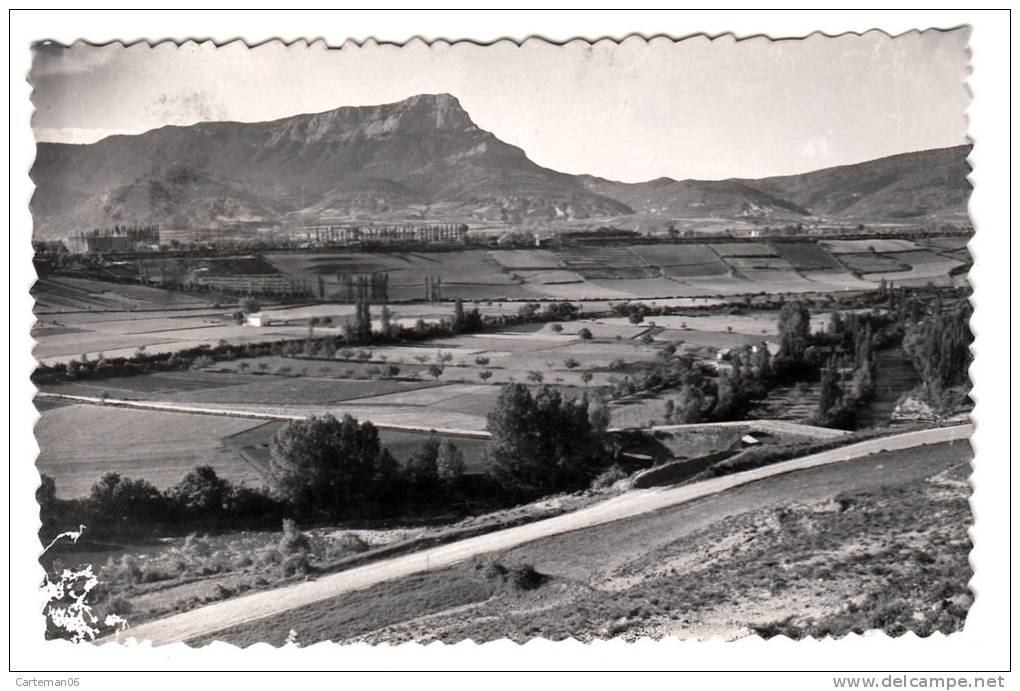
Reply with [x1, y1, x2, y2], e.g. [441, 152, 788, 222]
[66, 226, 160, 253]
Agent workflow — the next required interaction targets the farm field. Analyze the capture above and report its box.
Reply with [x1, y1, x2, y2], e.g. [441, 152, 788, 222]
[710, 243, 778, 257]
[34, 239, 970, 325]
[769, 242, 842, 270]
[587, 277, 701, 298]
[659, 261, 731, 278]
[723, 257, 794, 270]
[735, 270, 816, 291]
[800, 271, 877, 291]
[35, 404, 268, 498]
[488, 250, 564, 269]
[820, 239, 922, 254]
[836, 253, 910, 273]
[923, 236, 971, 251]
[267, 251, 516, 289]
[33, 277, 220, 313]
[513, 270, 586, 285]
[628, 244, 722, 266]
[33, 316, 314, 366]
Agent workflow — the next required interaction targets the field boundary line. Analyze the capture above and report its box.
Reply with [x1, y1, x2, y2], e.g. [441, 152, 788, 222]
[34, 392, 493, 439]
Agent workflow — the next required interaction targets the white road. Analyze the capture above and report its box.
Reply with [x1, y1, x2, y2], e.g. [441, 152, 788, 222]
[107, 423, 972, 646]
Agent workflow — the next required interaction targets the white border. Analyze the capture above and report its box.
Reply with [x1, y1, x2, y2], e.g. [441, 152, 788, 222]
[7, 8, 1014, 679]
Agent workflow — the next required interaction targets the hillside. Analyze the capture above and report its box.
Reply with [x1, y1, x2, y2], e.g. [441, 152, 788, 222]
[579, 175, 811, 221]
[31, 94, 971, 238]
[748, 145, 972, 222]
[31, 94, 631, 238]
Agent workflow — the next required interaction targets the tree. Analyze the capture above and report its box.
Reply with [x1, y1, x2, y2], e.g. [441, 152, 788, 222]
[268, 414, 391, 518]
[814, 359, 844, 427]
[777, 300, 811, 362]
[474, 356, 490, 367]
[577, 327, 593, 340]
[479, 369, 494, 383]
[239, 297, 260, 314]
[379, 305, 394, 337]
[88, 473, 166, 527]
[37, 474, 58, 529]
[428, 363, 445, 382]
[452, 298, 466, 333]
[405, 434, 441, 489]
[673, 383, 705, 424]
[486, 384, 608, 499]
[581, 370, 594, 387]
[384, 363, 401, 379]
[563, 357, 580, 370]
[169, 466, 230, 519]
[436, 439, 465, 489]
[526, 370, 544, 384]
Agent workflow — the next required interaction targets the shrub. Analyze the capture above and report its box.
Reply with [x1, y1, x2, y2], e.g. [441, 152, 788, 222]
[476, 557, 544, 591]
[107, 554, 142, 584]
[591, 464, 628, 490]
[278, 519, 311, 556]
[508, 564, 545, 591]
[181, 533, 213, 560]
[324, 532, 371, 561]
[281, 553, 311, 577]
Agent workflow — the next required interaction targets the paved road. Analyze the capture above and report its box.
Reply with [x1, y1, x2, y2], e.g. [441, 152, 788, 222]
[106, 423, 972, 647]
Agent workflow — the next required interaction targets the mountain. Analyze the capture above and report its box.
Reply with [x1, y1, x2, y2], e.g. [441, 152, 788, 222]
[578, 175, 811, 220]
[30, 94, 971, 239]
[746, 145, 972, 222]
[31, 94, 631, 238]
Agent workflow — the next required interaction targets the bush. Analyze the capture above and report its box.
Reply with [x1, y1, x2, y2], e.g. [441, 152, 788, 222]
[508, 564, 545, 591]
[181, 533, 213, 560]
[278, 519, 311, 556]
[591, 464, 628, 490]
[281, 553, 311, 577]
[323, 532, 371, 561]
[476, 557, 545, 591]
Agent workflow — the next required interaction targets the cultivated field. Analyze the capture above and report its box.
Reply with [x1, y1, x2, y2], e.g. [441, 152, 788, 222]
[33, 277, 220, 313]
[770, 243, 842, 271]
[820, 239, 923, 254]
[837, 253, 911, 273]
[35, 404, 268, 498]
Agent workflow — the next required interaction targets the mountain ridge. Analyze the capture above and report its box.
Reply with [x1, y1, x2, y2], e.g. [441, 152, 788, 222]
[31, 93, 971, 239]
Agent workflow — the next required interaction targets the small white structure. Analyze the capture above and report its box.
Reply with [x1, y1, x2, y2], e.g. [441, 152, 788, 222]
[245, 313, 277, 328]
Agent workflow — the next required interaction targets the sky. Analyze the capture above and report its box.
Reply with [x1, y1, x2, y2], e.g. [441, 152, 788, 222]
[29, 29, 970, 182]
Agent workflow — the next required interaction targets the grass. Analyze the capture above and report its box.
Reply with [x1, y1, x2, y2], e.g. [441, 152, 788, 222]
[189, 568, 495, 647]
[35, 404, 268, 497]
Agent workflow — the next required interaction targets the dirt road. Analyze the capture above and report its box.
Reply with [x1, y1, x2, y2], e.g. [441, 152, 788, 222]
[107, 423, 972, 646]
